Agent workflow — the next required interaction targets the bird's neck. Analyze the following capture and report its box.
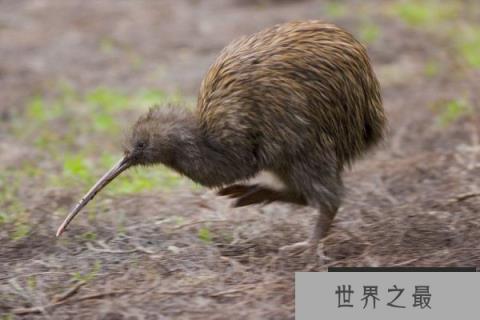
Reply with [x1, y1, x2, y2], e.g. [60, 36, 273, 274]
[167, 117, 256, 188]
[170, 125, 233, 187]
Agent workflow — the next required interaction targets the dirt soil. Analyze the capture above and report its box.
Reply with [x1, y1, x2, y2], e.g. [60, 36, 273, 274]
[1, 0, 480, 319]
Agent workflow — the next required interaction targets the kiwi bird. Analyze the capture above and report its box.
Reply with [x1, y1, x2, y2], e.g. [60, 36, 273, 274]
[56, 20, 385, 260]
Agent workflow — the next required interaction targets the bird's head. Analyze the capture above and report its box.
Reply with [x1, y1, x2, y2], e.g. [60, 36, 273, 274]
[56, 105, 195, 237]
[123, 105, 195, 167]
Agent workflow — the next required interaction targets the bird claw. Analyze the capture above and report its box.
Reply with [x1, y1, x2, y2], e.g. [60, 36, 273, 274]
[278, 241, 321, 267]
[279, 241, 313, 256]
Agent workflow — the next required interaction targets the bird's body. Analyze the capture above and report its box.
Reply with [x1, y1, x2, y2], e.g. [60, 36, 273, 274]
[57, 21, 385, 262]
[199, 21, 383, 172]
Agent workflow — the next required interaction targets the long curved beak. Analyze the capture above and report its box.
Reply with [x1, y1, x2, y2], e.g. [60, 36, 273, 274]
[56, 156, 132, 237]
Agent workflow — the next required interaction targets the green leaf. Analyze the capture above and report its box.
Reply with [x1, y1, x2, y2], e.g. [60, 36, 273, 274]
[459, 27, 480, 68]
[198, 227, 212, 243]
[392, 0, 458, 27]
[325, 2, 347, 18]
[359, 23, 381, 44]
[437, 99, 471, 126]
[12, 224, 30, 240]
[86, 87, 129, 111]
[26, 97, 46, 121]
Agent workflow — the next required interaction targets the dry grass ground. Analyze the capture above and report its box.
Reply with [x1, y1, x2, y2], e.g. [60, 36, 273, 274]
[1, 0, 479, 319]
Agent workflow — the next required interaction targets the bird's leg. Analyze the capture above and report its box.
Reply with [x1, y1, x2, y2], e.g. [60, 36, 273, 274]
[279, 205, 336, 259]
[278, 152, 343, 264]
[218, 184, 307, 207]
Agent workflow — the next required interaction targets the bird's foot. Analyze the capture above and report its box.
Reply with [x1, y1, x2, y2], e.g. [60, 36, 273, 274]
[279, 241, 314, 256]
[278, 241, 320, 268]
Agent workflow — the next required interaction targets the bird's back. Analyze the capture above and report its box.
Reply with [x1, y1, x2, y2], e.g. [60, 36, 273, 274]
[197, 20, 385, 168]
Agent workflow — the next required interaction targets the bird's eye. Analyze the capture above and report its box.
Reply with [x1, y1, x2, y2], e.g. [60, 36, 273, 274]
[136, 141, 147, 149]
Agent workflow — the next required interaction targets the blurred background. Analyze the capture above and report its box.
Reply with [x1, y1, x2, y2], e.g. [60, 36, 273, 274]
[1, 0, 479, 318]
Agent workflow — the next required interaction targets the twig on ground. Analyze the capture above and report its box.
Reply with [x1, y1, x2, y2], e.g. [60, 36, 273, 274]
[172, 219, 227, 230]
[86, 241, 154, 254]
[390, 257, 422, 266]
[210, 285, 256, 298]
[390, 249, 448, 267]
[0, 271, 69, 281]
[448, 192, 480, 204]
[12, 290, 128, 315]
[132, 243, 156, 254]
[12, 306, 45, 316]
[51, 281, 86, 303]
[125, 218, 172, 231]
[7, 278, 33, 301]
[86, 242, 138, 254]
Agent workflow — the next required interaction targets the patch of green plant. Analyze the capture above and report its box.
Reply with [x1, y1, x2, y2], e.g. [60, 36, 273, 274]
[26, 96, 64, 123]
[133, 89, 168, 107]
[24, 87, 177, 142]
[392, 0, 458, 27]
[174, 216, 186, 226]
[114, 215, 127, 234]
[14, 89, 70, 141]
[359, 23, 381, 44]
[26, 96, 47, 122]
[188, 183, 203, 192]
[0, 176, 26, 219]
[457, 26, 480, 68]
[19, 163, 42, 178]
[86, 87, 129, 111]
[62, 154, 96, 185]
[56, 153, 100, 188]
[83, 86, 177, 113]
[53, 151, 185, 193]
[424, 59, 440, 77]
[99, 153, 184, 193]
[435, 99, 471, 126]
[198, 227, 212, 243]
[71, 260, 101, 283]
[1, 313, 13, 320]
[0, 213, 6, 225]
[22, 86, 191, 194]
[129, 52, 144, 69]
[82, 231, 97, 241]
[87, 206, 98, 223]
[325, 2, 347, 18]
[57, 80, 78, 102]
[110, 167, 184, 193]
[33, 131, 57, 149]
[93, 112, 117, 132]
[99, 38, 115, 55]
[26, 275, 37, 290]
[11, 223, 30, 240]
[112, 173, 156, 193]
[129, 257, 140, 269]
[85, 87, 173, 112]
[220, 231, 234, 244]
